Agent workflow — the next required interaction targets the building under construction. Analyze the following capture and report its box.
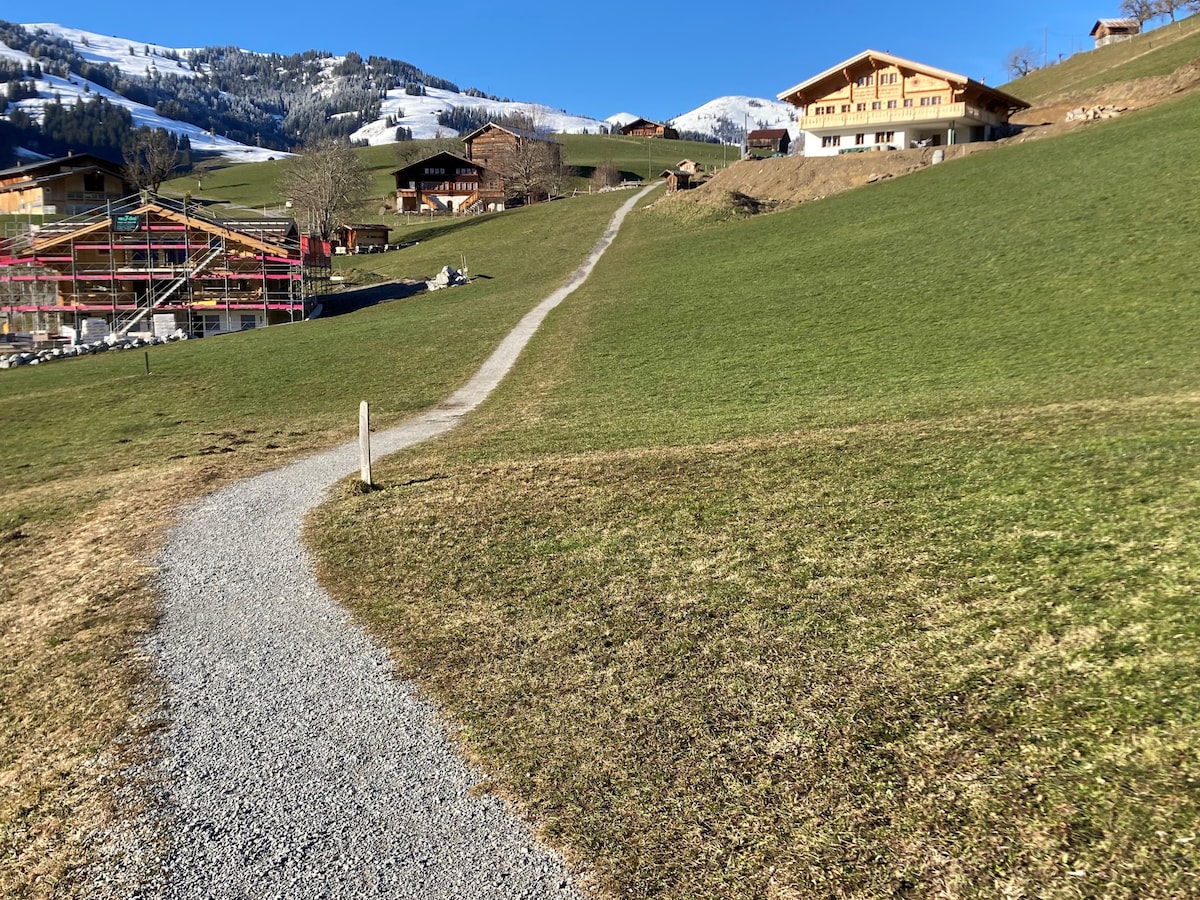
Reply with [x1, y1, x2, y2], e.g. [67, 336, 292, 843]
[0, 193, 331, 340]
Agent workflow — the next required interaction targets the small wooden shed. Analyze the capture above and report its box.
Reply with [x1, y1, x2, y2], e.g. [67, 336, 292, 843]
[746, 128, 791, 155]
[1090, 18, 1141, 48]
[335, 224, 390, 252]
[660, 169, 693, 192]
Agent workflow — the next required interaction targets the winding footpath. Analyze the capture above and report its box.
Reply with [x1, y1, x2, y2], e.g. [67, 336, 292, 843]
[93, 185, 657, 898]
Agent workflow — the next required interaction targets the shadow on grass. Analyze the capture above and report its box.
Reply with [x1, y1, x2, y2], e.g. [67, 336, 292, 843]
[322, 280, 426, 316]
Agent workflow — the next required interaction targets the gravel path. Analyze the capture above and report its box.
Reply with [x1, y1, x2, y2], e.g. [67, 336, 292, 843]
[92, 185, 656, 898]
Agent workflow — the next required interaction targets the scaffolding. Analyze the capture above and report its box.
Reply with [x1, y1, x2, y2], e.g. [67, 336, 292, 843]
[0, 193, 330, 338]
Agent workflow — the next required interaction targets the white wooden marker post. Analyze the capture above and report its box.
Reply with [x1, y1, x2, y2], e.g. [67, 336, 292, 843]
[359, 401, 372, 486]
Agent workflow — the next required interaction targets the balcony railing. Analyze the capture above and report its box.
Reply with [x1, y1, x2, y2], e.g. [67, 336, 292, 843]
[802, 102, 1004, 130]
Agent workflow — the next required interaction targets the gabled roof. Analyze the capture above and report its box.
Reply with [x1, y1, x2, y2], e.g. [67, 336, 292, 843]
[0, 152, 124, 181]
[391, 150, 487, 179]
[460, 122, 560, 145]
[777, 49, 1029, 111]
[29, 195, 300, 255]
[1090, 18, 1140, 35]
[747, 128, 789, 140]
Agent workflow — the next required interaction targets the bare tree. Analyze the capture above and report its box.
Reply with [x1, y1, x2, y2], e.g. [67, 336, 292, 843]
[591, 158, 620, 190]
[1005, 45, 1040, 79]
[501, 137, 562, 205]
[1120, 0, 1158, 25]
[1156, 0, 1188, 21]
[278, 139, 369, 239]
[124, 128, 179, 193]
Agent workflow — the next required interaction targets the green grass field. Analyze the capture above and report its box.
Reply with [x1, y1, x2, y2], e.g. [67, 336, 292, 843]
[309, 89, 1200, 897]
[6, 35, 1200, 899]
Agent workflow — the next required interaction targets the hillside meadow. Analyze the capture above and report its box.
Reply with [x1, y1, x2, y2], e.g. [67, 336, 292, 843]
[309, 89, 1200, 897]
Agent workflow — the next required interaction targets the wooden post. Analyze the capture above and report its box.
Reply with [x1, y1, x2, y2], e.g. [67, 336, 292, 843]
[359, 401, 372, 486]
[144, 351, 150, 375]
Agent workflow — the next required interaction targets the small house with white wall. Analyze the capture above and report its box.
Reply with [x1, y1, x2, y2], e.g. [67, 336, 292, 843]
[1090, 18, 1141, 48]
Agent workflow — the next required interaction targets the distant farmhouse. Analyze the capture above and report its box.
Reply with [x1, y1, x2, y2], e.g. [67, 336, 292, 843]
[620, 118, 680, 140]
[777, 50, 1029, 158]
[0, 153, 129, 217]
[392, 151, 504, 214]
[746, 128, 791, 156]
[392, 123, 562, 213]
[1090, 18, 1141, 48]
[0, 195, 328, 338]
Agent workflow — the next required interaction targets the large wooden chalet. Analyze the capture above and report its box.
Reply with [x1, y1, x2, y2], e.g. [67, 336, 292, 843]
[777, 50, 1029, 157]
[620, 118, 679, 140]
[0, 153, 130, 216]
[392, 151, 504, 214]
[0, 194, 330, 338]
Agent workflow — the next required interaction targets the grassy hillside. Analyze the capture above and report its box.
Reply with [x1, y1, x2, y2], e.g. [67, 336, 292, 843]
[1006, 13, 1200, 103]
[160, 134, 734, 220]
[310, 89, 1200, 898]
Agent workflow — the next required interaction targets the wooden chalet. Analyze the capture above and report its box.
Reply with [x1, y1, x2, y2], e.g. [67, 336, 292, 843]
[660, 169, 693, 192]
[461, 122, 564, 203]
[777, 50, 1030, 157]
[0, 153, 130, 216]
[334, 223, 390, 252]
[391, 151, 505, 214]
[746, 128, 791, 155]
[620, 118, 679, 140]
[1091, 18, 1141, 48]
[677, 159, 703, 175]
[0, 194, 329, 338]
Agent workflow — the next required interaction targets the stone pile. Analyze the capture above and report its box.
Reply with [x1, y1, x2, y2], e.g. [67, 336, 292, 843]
[425, 265, 470, 291]
[1066, 105, 1127, 122]
[0, 329, 189, 370]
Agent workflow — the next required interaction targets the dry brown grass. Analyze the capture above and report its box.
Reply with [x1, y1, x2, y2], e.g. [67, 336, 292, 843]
[0, 447, 318, 897]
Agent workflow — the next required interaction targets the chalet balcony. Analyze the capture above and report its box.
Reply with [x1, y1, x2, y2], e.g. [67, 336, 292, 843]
[802, 102, 1005, 130]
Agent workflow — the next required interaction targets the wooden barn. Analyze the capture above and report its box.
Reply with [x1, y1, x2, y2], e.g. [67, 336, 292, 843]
[620, 118, 679, 140]
[677, 159, 703, 175]
[391, 151, 505, 214]
[1090, 18, 1141, 48]
[746, 128, 791, 155]
[660, 169, 693, 192]
[334, 223, 390, 252]
[0, 153, 130, 216]
[461, 122, 563, 188]
[0, 194, 329, 338]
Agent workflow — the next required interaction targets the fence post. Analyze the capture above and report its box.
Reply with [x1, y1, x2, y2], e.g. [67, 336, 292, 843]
[359, 401, 372, 486]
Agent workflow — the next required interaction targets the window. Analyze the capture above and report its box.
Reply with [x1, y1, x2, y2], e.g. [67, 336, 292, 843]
[240, 314, 256, 330]
[887, 100, 897, 109]
[874, 131, 895, 143]
[423, 166, 446, 174]
[855, 133, 865, 145]
[879, 72, 898, 86]
[855, 75, 874, 87]
[821, 135, 842, 148]
[920, 96, 943, 106]
[903, 98, 914, 108]
[856, 102, 867, 111]
[841, 104, 851, 113]
[199, 314, 220, 335]
[872, 101, 881, 110]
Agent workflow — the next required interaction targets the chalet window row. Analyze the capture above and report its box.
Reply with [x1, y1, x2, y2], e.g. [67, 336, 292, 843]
[819, 98, 918, 115]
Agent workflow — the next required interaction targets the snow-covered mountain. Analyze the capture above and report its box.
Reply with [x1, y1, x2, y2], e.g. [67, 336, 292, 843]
[1, 22, 795, 162]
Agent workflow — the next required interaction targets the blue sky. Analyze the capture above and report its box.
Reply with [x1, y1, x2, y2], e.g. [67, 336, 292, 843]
[22, 2, 1162, 120]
